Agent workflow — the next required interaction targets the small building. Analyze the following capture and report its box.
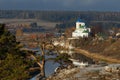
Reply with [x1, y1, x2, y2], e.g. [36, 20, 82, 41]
[116, 32, 120, 38]
[72, 19, 91, 38]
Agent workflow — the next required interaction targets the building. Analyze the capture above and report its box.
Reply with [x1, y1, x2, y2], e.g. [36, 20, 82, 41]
[72, 19, 91, 38]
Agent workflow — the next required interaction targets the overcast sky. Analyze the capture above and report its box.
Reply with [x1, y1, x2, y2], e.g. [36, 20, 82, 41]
[0, 0, 120, 11]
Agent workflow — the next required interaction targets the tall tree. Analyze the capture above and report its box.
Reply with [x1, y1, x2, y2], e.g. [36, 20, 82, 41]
[0, 24, 21, 59]
[0, 54, 30, 80]
[0, 24, 32, 80]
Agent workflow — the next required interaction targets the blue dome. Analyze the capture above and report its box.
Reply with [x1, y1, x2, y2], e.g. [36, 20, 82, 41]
[77, 18, 83, 22]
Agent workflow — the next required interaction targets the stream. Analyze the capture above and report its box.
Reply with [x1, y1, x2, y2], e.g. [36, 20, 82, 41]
[29, 47, 94, 80]
[29, 48, 60, 80]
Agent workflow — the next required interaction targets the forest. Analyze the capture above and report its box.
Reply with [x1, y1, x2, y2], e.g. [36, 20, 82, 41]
[0, 10, 120, 30]
[1, 10, 120, 22]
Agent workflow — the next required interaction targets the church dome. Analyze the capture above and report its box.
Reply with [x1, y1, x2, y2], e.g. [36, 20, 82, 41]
[76, 18, 84, 22]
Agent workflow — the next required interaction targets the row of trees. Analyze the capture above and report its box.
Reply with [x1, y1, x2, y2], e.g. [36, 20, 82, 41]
[1, 10, 120, 22]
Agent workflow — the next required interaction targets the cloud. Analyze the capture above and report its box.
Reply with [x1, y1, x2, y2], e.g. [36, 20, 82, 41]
[0, 0, 120, 11]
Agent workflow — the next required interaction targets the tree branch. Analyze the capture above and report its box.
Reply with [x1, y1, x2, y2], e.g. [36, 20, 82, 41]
[30, 54, 42, 68]
[29, 67, 40, 71]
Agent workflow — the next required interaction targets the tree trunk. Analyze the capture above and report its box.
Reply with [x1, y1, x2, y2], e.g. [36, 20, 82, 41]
[40, 62, 45, 77]
[40, 44, 45, 77]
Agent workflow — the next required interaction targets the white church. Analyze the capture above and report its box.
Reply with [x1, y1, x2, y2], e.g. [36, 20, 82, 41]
[72, 19, 91, 38]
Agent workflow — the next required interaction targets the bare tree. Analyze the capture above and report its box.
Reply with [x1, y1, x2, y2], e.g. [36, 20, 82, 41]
[27, 37, 71, 79]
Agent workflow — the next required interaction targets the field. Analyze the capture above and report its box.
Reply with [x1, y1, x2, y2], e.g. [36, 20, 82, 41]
[0, 19, 60, 29]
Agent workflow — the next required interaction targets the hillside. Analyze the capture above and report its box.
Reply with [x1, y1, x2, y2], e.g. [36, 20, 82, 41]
[72, 38, 120, 60]
[102, 39, 120, 59]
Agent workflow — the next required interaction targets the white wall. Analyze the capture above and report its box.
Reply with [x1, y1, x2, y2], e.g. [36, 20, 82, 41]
[76, 22, 85, 29]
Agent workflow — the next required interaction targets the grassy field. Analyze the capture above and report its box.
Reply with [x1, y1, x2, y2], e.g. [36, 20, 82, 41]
[0, 19, 60, 29]
[75, 48, 120, 63]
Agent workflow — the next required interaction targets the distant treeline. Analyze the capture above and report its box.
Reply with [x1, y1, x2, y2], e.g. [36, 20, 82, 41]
[0, 10, 120, 21]
[1, 10, 120, 29]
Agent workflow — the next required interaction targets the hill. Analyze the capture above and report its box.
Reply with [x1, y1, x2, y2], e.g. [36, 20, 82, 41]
[72, 38, 120, 60]
[103, 39, 120, 59]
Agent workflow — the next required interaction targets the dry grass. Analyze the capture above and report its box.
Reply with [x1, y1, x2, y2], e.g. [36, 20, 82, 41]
[102, 39, 120, 59]
[74, 38, 120, 63]
[74, 48, 120, 63]
[0, 19, 60, 29]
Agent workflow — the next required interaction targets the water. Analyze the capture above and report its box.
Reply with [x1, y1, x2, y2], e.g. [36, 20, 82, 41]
[30, 48, 60, 80]
[29, 48, 95, 80]
[30, 61, 59, 80]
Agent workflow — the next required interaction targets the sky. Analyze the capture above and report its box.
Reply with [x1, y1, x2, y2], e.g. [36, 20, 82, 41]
[0, 0, 120, 11]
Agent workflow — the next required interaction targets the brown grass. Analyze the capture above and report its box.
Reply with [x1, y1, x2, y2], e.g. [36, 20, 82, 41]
[74, 48, 120, 63]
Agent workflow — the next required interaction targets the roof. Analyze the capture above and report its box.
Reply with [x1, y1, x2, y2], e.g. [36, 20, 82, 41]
[76, 18, 83, 22]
